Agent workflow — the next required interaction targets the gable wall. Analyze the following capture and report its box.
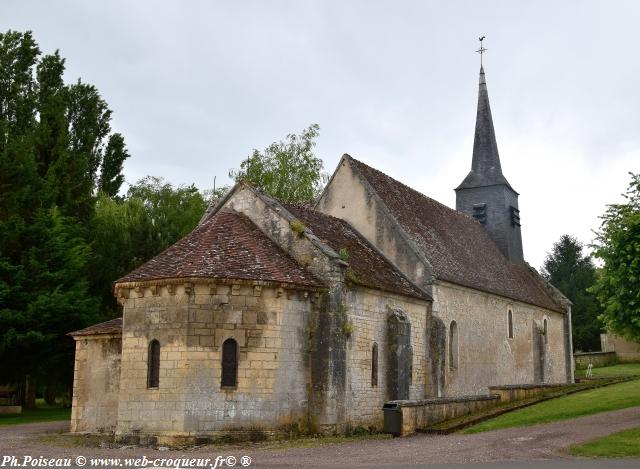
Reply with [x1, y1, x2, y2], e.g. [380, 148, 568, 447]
[433, 281, 568, 396]
[223, 187, 343, 285]
[317, 159, 433, 292]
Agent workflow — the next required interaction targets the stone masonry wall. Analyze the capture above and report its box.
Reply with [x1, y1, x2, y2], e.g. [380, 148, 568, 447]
[221, 187, 351, 431]
[433, 281, 568, 396]
[115, 281, 317, 439]
[601, 333, 640, 362]
[343, 287, 429, 429]
[71, 336, 121, 433]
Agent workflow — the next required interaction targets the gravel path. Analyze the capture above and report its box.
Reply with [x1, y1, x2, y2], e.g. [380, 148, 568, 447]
[1, 407, 639, 468]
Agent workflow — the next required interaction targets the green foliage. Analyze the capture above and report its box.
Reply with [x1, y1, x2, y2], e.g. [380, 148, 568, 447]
[290, 219, 306, 235]
[591, 173, 640, 342]
[0, 30, 128, 401]
[0, 207, 99, 387]
[91, 178, 209, 315]
[339, 248, 349, 261]
[230, 124, 327, 202]
[125, 176, 209, 252]
[98, 133, 128, 197]
[542, 235, 601, 351]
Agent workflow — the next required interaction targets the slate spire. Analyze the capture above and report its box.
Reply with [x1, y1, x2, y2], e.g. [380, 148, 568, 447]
[455, 65, 524, 265]
[456, 66, 513, 191]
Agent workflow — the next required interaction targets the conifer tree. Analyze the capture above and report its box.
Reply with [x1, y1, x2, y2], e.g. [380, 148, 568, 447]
[542, 235, 601, 351]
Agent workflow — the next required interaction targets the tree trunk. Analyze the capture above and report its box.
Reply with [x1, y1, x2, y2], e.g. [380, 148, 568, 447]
[23, 374, 37, 409]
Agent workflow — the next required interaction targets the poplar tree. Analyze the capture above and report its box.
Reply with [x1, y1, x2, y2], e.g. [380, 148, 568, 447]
[0, 30, 129, 404]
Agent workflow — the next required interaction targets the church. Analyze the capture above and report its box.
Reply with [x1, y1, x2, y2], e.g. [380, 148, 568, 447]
[69, 66, 573, 443]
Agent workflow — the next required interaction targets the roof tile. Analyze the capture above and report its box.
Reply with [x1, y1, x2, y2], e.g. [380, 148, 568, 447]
[116, 210, 323, 288]
[283, 203, 430, 301]
[69, 317, 122, 337]
[348, 156, 563, 312]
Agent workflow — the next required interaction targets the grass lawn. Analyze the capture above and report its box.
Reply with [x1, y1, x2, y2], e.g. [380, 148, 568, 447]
[463, 378, 640, 434]
[0, 407, 71, 426]
[570, 427, 640, 458]
[575, 362, 640, 378]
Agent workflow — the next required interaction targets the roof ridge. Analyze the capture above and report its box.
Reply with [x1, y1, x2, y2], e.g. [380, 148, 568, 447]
[281, 200, 353, 225]
[342, 155, 564, 312]
[346, 154, 478, 223]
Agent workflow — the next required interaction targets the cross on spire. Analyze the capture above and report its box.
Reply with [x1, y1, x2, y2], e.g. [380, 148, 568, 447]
[476, 36, 487, 66]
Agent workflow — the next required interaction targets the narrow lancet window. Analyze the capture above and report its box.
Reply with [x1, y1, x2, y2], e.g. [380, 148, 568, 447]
[221, 338, 238, 388]
[147, 339, 160, 389]
[449, 321, 458, 370]
[508, 309, 514, 339]
[371, 342, 378, 387]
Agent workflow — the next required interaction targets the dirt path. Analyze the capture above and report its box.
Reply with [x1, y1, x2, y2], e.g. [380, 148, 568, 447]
[1, 407, 639, 468]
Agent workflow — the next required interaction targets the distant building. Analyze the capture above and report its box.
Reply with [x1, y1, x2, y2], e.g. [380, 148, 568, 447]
[70, 66, 572, 443]
[601, 333, 640, 362]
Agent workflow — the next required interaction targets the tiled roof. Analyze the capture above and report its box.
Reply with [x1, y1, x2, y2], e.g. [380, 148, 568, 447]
[283, 203, 431, 301]
[69, 317, 122, 337]
[116, 210, 324, 288]
[348, 156, 563, 312]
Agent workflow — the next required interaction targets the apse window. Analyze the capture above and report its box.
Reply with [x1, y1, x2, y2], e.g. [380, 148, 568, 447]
[221, 338, 238, 388]
[449, 321, 458, 370]
[147, 339, 160, 389]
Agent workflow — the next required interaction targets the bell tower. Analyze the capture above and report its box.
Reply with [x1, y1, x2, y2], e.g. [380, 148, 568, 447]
[455, 55, 524, 265]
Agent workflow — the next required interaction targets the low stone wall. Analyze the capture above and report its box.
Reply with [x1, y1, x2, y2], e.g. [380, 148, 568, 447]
[574, 351, 617, 370]
[383, 395, 500, 436]
[384, 382, 581, 436]
[0, 406, 21, 414]
[488, 383, 569, 403]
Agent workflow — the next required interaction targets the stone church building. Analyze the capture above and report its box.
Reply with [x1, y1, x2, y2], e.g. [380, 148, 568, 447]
[69, 66, 573, 442]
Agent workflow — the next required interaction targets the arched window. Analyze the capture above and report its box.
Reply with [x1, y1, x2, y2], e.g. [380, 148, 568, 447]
[147, 339, 160, 389]
[371, 342, 378, 387]
[449, 321, 458, 370]
[507, 309, 514, 339]
[543, 318, 548, 344]
[221, 338, 238, 388]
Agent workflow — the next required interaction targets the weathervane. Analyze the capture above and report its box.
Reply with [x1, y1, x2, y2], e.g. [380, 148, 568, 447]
[476, 36, 487, 66]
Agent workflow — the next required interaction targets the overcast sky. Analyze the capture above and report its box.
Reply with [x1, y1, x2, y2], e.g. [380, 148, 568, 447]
[3, 1, 639, 269]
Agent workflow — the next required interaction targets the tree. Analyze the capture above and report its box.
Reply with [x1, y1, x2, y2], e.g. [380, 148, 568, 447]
[591, 173, 640, 342]
[542, 235, 601, 351]
[91, 177, 209, 315]
[98, 133, 129, 197]
[0, 30, 129, 403]
[230, 124, 326, 202]
[126, 176, 209, 253]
